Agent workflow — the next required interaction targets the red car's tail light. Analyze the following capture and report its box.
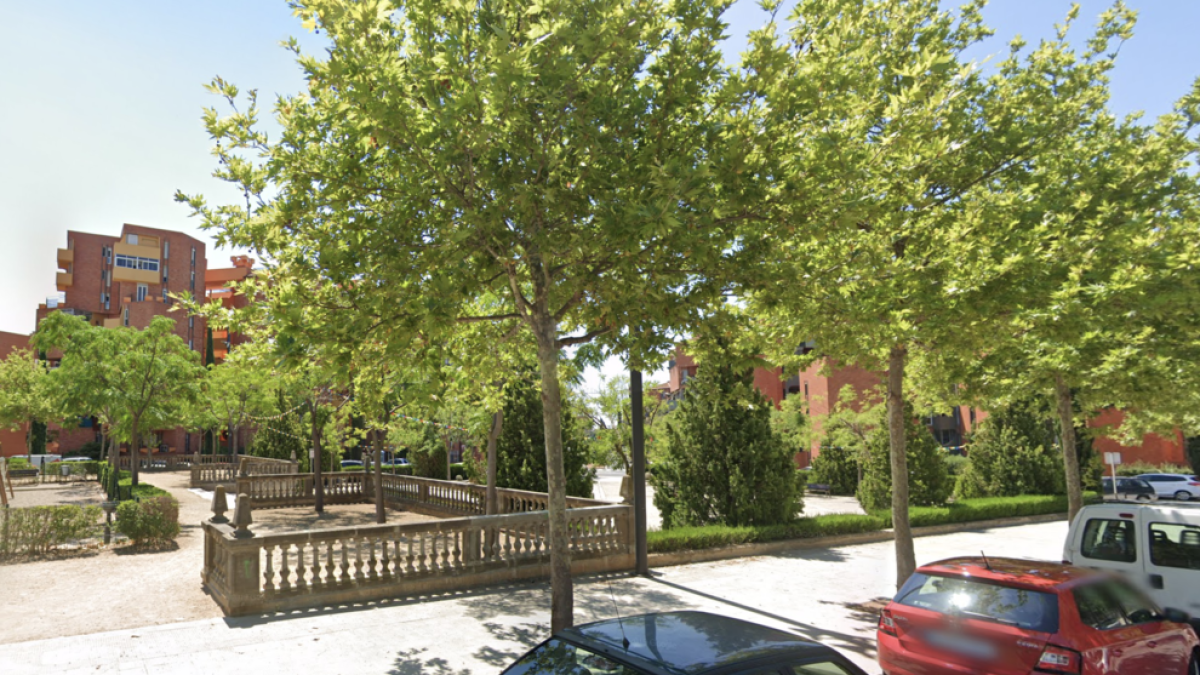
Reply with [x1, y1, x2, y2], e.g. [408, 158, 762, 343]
[878, 609, 898, 637]
[1036, 644, 1081, 674]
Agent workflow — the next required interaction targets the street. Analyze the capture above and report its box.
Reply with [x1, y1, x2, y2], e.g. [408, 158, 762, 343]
[0, 519, 1068, 674]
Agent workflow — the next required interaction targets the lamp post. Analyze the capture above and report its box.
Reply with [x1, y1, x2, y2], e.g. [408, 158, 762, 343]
[630, 369, 648, 576]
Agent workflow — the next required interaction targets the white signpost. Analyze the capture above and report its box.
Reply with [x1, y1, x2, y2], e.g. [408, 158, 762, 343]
[1104, 452, 1122, 499]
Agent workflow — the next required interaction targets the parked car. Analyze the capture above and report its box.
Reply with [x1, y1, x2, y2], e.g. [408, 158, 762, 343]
[60, 456, 94, 463]
[1064, 501, 1200, 621]
[878, 556, 1199, 675]
[1136, 473, 1200, 501]
[1100, 476, 1158, 501]
[339, 459, 364, 469]
[503, 610, 868, 675]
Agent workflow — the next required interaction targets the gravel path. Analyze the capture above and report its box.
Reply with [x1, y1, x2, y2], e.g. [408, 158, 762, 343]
[0, 472, 439, 645]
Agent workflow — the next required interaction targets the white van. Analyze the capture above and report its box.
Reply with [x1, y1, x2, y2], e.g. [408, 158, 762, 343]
[23, 454, 62, 471]
[1064, 502, 1200, 617]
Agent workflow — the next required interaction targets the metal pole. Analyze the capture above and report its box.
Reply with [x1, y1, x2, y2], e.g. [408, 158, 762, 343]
[631, 369, 649, 575]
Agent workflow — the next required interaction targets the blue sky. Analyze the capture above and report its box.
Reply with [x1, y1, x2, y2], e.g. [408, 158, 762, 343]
[2, 1, 1197, 388]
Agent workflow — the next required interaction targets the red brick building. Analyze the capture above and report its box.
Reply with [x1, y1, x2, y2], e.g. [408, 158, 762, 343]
[204, 255, 256, 361]
[0, 331, 31, 458]
[38, 224, 209, 456]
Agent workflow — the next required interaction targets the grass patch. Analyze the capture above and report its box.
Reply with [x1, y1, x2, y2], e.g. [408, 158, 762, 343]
[647, 514, 885, 554]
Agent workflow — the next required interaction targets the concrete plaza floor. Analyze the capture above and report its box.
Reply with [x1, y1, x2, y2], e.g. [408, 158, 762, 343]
[0, 518, 1069, 675]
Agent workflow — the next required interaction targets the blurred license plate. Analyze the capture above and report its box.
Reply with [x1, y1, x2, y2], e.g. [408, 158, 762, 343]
[922, 630, 996, 660]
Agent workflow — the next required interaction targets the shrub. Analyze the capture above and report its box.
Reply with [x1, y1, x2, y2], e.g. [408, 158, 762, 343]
[491, 378, 596, 497]
[646, 514, 886, 553]
[808, 446, 859, 495]
[448, 462, 466, 480]
[873, 492, 1098, 528]
[0, 505, 102, 557]
[7, 457, 33, 471]
[651, 355, 801, 528]
[1114, 461, 1194, 478]
[956, 424, 1064, 499]
[942, 453, 969, 477]
[70, 440, 103, 460]
[857, 410, 952, 511]
[1188, 436, 1200, 476]
[115, 496, 180, 546]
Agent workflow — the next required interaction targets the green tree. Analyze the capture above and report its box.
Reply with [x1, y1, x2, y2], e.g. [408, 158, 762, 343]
[808, 446, 859, 497]
[494, 378, 594, 499]
[181, 0, 750, 629]
[651, 357, 800, 529]
[857, 409, 952, 512]
[580, 374, 670, 474]
[37, 313, 203, 486]
[955, 400, 1065, 499]
[0, 348, 57, 457]
[203, 356, 275, 457]
[744, 0, 1145, 586]
[251, 388, 307, 465]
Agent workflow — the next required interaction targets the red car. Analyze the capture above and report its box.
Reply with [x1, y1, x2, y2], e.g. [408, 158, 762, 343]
[877, 556, 1199, 675]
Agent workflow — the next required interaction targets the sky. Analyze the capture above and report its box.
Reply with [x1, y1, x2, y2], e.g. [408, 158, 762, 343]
[3, 0, 1199, 393]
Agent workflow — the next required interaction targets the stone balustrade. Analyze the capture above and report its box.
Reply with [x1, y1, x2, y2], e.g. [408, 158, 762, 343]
[116, 454, 195, 471]
[235, 471, 609, 517]
[190, 456, 298, 488]
[202, 502, 633, 616]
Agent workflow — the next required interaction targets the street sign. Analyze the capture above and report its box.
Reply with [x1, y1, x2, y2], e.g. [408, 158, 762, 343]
[1104, 452, 1122, 466]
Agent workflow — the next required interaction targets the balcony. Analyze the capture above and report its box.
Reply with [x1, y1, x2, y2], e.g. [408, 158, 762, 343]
[56, 272, 73, 291]
[102, 317, 122, 329]
[57, 247, 74, 269]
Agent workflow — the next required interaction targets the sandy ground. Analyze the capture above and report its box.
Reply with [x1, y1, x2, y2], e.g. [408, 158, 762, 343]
[0, 472, 443, 645]
[6, 481, 108, 508]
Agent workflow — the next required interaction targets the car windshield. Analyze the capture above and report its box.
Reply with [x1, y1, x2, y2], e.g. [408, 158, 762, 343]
[503, 639, 644, 675]
[895, 573, 1059, 632]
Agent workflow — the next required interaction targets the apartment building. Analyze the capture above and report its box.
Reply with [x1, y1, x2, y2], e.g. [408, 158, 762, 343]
[38, 224, 209, 455]
[0, 331, 31, 458]
[204, 254, 256, 361]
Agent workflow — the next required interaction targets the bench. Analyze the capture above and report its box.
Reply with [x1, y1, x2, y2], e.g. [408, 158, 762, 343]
[808, 483, 832, 496]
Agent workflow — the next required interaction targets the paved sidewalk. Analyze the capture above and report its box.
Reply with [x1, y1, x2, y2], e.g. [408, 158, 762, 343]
[0, 519, 1069, 675]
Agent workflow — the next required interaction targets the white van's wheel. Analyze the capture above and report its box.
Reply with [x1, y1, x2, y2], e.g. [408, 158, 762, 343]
[1175, 491, 1193, 501]
[1136, 494, 1151, 502]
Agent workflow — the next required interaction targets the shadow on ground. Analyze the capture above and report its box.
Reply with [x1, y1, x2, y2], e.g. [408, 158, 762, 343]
[390, 647, 474, 675]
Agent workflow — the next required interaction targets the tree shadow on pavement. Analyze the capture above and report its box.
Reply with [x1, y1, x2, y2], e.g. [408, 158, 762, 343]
[389, 647, 473, 675]
[825, 598, 891, 626]
[646, 576, 878, 662]
[114, 541, 181, 555]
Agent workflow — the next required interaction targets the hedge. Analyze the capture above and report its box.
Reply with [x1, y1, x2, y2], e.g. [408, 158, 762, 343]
[115, 496, 180, 546]
[646, 493, 1093, 554]
[1114, 461, 1193, 478]
[874, 493, 1098, 529]
[647, 514, 886, 554]
[97, 464, 170, 501]
[1, 505, 103, 558]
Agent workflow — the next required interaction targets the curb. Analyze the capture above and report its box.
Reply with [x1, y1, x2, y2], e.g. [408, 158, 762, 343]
[647, 511, 1067, 568]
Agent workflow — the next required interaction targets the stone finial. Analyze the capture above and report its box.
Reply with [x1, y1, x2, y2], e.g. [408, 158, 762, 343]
[233, 493, 254, 538]
[238, 456, 250, 477]
[290, 449, 297, 463]
[210, 485, 229, 523]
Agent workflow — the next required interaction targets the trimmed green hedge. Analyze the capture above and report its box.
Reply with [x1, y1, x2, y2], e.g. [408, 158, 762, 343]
[1, 505, 103, 557]
[96, 464, 169, 501]
[116, 496, 180, 546]
[647, 514, 886, 553]
[874, 493, 1097, 528]
[646, 493, 1092, 554]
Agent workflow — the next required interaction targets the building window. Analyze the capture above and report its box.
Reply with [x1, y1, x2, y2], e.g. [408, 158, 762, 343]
[162, 286, 169, 302]
[127, 234, 139, 245]
[189, 338, 194, 349]
[191, 247, 196, 266]
[190, 270, 195, 291]
[115, 254, 159, 272]
[123, 307, 129, 327]
[162, 264, 168, 283]
[136, 284, 148, 302]
[188, 316, 194, 329]
[163, 240, 169, 259]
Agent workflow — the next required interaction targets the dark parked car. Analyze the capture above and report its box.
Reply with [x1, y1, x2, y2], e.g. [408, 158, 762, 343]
[339, 459, 364, 469]
[503, 610, 867, 675]
[1100, 476, 1158, 501]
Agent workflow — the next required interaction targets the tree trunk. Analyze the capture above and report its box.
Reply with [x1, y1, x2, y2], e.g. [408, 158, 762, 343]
[375, 421, 386, 524]
[1055, 374, 1084, 522]
[486, 411, 503, 515]
[130, 417, 140, 487]
[312, 401, 324, 513]
[231, 425, 239, 458]
[531, 308, 573, 633]
[887, 345, 914, 589]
